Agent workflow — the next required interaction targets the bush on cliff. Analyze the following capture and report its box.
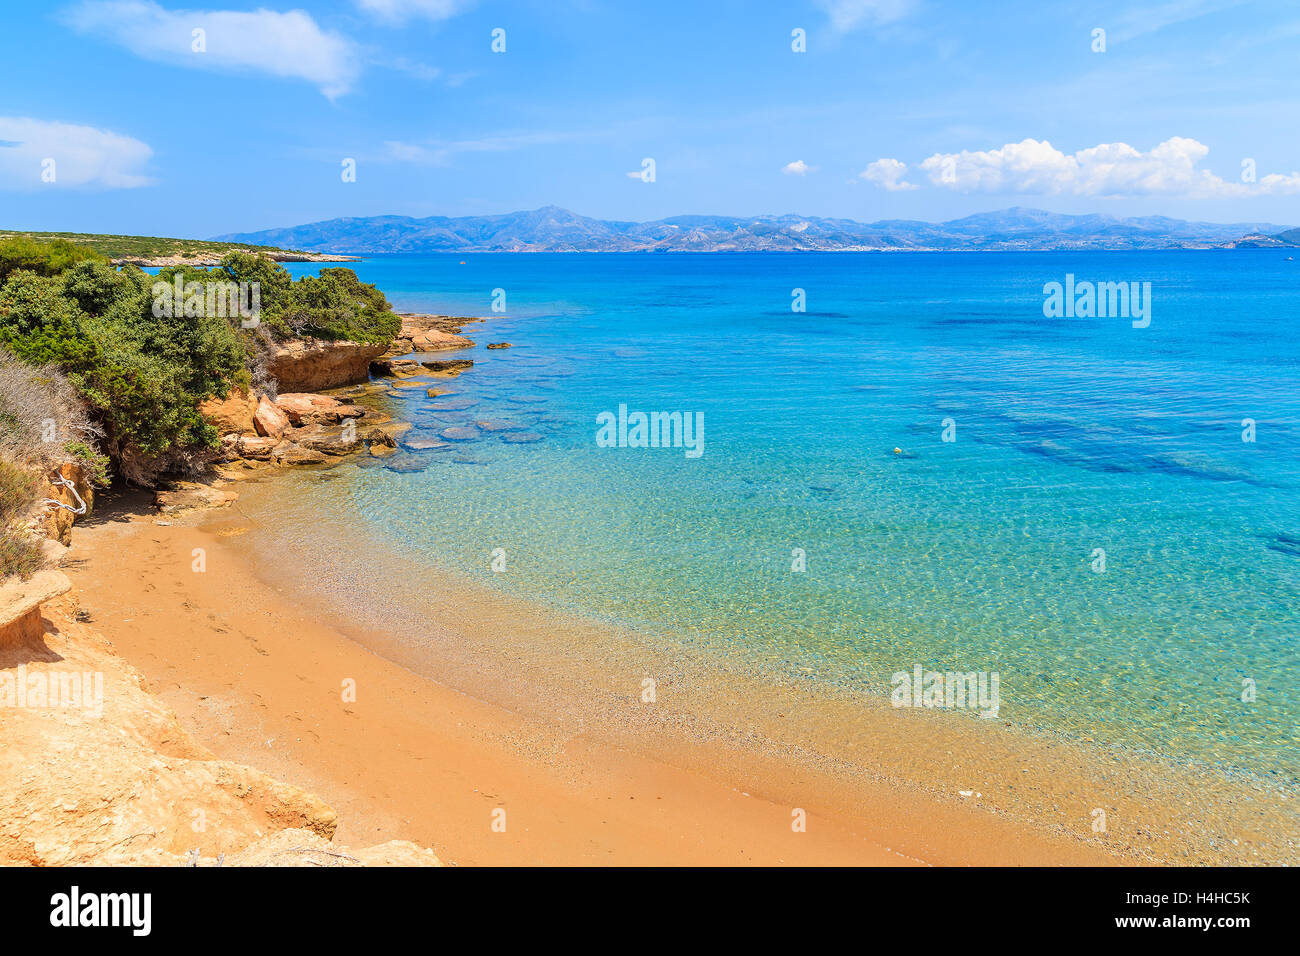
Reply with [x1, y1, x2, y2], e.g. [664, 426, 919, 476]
[259, 264, 400, 345]
[1, 263, 244, 483]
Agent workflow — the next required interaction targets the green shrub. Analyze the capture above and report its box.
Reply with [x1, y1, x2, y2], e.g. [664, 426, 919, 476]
[64, 441, 110, 487]
[0, 270, 97, 368]
[1, 242, 400, 486]
[217, 251, 292, 313]
[0, 237, 107, 285]
[269, 266, 400, 344]
[2, 263, 243, 483]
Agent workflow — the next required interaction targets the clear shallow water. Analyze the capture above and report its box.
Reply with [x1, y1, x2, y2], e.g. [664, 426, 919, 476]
[285, 251, 1300, 779]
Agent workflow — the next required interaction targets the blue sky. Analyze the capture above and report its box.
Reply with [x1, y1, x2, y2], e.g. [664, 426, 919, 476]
[2, 0, 1299, 237]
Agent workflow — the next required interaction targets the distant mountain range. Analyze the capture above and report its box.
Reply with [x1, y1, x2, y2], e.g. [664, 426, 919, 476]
[215, 205, 1300, 253]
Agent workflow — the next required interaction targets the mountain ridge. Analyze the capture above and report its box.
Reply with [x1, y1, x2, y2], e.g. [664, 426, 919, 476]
[214, 205, 1299, 253]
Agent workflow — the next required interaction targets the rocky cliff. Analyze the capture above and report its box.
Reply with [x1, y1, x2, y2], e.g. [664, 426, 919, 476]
[267, 338, 389, 393]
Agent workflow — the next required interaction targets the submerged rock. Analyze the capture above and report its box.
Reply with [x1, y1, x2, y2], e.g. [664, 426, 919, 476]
[371, 358, 424, 378]
[292, 424, 361, 454]
[383, 454, 429, 474]
[420, 358, 474, 377]
[438, 426, 480, 442]
[402, 435, 451, 452]
[474, 419, 522, 432]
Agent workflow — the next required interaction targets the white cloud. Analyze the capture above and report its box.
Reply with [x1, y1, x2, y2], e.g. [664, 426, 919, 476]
[782, 159, 813, 176]
[0, 116, 153, 189]
[356, 0, 473, 24]
[814, 0, 915, 32]
[61, 1, 360, 99]
[857, 157, 916, 191]
[918, 137, 1300, 198]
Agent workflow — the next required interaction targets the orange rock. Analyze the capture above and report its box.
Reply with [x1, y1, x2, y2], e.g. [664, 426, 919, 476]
[411, 328, 474, 351]
[275, 392, 339, 425]
[267, 338, 388, 392]
[253, 395, 290, 438]
[200, 388, 257, 434]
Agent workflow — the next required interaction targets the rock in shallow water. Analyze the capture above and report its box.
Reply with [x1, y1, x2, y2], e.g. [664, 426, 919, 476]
[383, 454, 429, 474]
[402, 436, 451, 451]
[474, 419, 522, 432]
[439, 426, 480, 442]
[420, 359, 474, 376]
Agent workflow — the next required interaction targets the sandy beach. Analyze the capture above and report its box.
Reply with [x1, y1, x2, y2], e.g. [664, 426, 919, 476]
[57, 478, 1293, 867]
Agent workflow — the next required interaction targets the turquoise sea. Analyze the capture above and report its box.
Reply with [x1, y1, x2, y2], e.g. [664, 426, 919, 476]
[281, 251, 1300, 780]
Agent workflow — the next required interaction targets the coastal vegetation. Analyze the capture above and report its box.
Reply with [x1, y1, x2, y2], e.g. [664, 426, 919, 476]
[0, 236, 399, 577]
[0, 230, 304, 262]
[0, 349, 102, 578]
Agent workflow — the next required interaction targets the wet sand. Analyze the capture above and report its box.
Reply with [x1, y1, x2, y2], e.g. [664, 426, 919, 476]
[62, 485, 1294, 866]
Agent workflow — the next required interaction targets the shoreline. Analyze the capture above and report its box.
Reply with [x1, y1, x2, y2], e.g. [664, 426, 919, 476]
[64, 497, 918, 865]
[110, 251, 360, 268]
[61, 469, 1296, 866]
[20, 301, 1295, 866]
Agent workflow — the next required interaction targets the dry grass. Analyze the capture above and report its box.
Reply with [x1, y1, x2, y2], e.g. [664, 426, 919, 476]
[0, 348, 105, 579]
[0, 348, 103, 473]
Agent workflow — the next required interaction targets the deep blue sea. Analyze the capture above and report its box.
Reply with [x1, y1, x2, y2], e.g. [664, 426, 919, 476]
[283, 251, 1300, 778]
